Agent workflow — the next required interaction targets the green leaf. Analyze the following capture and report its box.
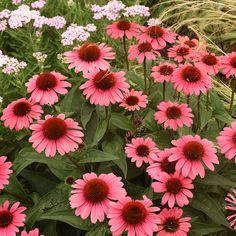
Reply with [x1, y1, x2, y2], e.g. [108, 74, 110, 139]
[209, 90, 232, 124]
[102, 135, 127, 177]
[190, 193, 230, 228]
[85, 223, 107, 236]
[195, 171, 235, 187]
[190, 222, 225, 235]
[81, 101, 95, 129]
[60, 85, 83, 113]
[78, 149, 119, 164]
[110, 113, 134, 131]
[126, 71, 144, 89]
[92, 119, 108, 145]
[40, 209, 92, 231]
[14, 148, 75, 176]
[26, 184, 71, 229]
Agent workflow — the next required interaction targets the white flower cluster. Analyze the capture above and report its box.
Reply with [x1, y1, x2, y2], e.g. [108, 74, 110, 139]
[91, 0, 150, 21]
[33, 52, 47, 63]
[0, 50, 27, 75]
[0, 4, 66, 32]
[61, 23, 97, 46]
[147, 18, 162, 26]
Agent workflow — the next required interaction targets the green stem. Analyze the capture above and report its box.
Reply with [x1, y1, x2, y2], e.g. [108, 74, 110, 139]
[123, 36, 129, 71]
[105, 106, 109, 120]
[65, 153, 83, 171]
[148, 77, 152, 95]
[206, 91, 209, 111]
[187, 95, 190, 105]
[163, 81, 166, 101]
[197, 94, 201, 131]
[2, 190, 32, 204]
[229, 77, 236, 115]
[177, 92, 181, 101]
[143, 57, 147, 94]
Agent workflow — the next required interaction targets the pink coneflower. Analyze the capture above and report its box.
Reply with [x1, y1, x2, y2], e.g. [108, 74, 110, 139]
[146, 149, 176, 179]
[154, 101, 193, 131]
[80, 69, 130, 106]
[152, 171, 193, 208]
[137, 25, 176, 50]
[220, 52, 236, 78]
[168, 45, 193, 63]
[125, 137, 159, 168]
[29, 114, 84, 157]
[151, 63, 176, 83]
[0, 200, 26, 236]
[195, 52, 221, 75]
[176, 35, 204, 51]
[0, 156, 12, 190]
[128, 41, 160, 64]
[107, 196, 160, 236]
[21, 228, 43, 236]
[120, 89, 148, 111]
[106, 20, 139, 39]
[217, 121, 236, 162]
[225, 188, 236, 230]
[169, 135, 219, 179]
[171, 64, 212, 96]
[156, 207, 191, 236]
[69, 172, 126, 224]
[64, 42, 115, 73]
[26, 71, 71, 105]
[1, 98, 43, 131]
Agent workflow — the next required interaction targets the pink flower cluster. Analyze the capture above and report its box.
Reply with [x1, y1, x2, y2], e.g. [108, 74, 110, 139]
[0, 4, 66, 31]
[91, 0, 150, 20]
[31, 0, 46, 9]
[0, 50, 27, 74]
[61, 23, 97, 46]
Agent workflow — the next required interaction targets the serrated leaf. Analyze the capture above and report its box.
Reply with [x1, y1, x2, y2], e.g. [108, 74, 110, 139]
[81, 101, 95, 129]
[195, 171, 235, 187]
[78, 149, 119, 163]
[102, 135, 127, 177]
[14, 148, 75, 175]
[85, 223, 107, 236]
[92, 119, 108, 145]
[40, 209, 93, 231]
[190, 193, 230, 228]
[110, 113, 134, 131]
[190, 222, 225, 235]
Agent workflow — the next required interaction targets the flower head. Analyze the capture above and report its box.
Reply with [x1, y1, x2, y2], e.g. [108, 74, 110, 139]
[171, 64, 212, 95]
[0, 156, 12, 190]
[225, 188, 236, 230]
[154, 101, 193, 131]
[1, 98, 43, 131]
[176, 35, 204, 51]
[125, 137, 159, 168]
[120, 89, 148, 111]
[137, 25, 176, 50]
[146, 149, 176, 179]
[156, 207, 191, 236]
[80, 69, 130, 106]
[152, 171, 194, 208]
[220, 52, 236, 78]
[26, 71, 71, 105]
[21, 228, 44, 236]
[169, 135, 219, 179]
[107, 20, 139, 39]
[69, 172, 126, 224]
[0, 200, 26, 236]
[108, 196, 159, 236]
[168, 45, 194, 63]
[64, 42, 115, 73]
[151, 62, 176, 83]
[128, 41, 160, 64]
[217, 121, 236, 162]
[195, 52, 221, 75]
[29, 114, 84, 157]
